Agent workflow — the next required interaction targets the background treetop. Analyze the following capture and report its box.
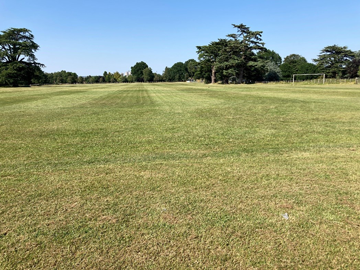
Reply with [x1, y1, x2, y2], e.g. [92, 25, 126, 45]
[0, 28, 43, 66]
[314, 45, 355, 78]
[131, 61, 148, 82]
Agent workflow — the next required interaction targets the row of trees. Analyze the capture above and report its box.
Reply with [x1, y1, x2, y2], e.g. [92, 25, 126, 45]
[1, 27, 359, 86]
[39, 43, 360, 85]
[131, 59, 198, 83]
[279, 47, 360, 80]
[195, 24, 360, 84]
[315, 46, 360, 79]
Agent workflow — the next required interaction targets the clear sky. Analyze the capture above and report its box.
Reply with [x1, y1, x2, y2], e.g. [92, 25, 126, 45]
[1, 0, 359, 76]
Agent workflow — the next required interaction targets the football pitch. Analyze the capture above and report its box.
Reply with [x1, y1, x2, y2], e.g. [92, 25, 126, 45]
[1, 82, 360, 269]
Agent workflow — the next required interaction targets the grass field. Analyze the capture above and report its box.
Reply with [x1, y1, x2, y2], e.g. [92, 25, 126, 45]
[1, 82, 360, 269]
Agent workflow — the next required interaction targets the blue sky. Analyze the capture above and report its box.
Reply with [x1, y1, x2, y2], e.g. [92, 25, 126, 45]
[1, 0, 359, 76]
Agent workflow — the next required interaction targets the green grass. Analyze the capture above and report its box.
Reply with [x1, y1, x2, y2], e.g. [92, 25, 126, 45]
[1, 82, 360, 269]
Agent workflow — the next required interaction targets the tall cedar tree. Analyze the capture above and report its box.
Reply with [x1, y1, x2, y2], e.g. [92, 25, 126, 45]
[223, 24, 265, 83]
[314, 45, 355, 78]
[0, 28, 44, 86]
[197, 40, 226, 84]
[197, 24, 265, 84]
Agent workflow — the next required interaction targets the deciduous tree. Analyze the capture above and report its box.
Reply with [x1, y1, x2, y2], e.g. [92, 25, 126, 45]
[185, 59, 198, 81]
[257, 49, 282, 66]
[131, 61, 148, 82]
[127, 75, 134, 83]
[169, 62, 187, 82]
[162, 67, 171, 82]
[143, 67, 154, 82]
[280, 54, 313, 80]
[113, 71, 121, 82]
[77, 76, 84, 84]
[346, 51, 360, 78]
[154, 73, 163, 82]
[256, 49, 283, 81]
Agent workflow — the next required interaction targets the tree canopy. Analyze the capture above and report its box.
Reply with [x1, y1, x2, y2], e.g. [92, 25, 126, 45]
[131, 61, 148, 82]
[184, 59, 198, 80]
[279, 54, 319, 80]
[196, 24, 265, 84]
[257, 49, 282, 66]
[143, 67, 154, 82]
[314, 45, 355, 78]
[197, 40, 226, 83]
[224, 24, 265, 83]
[0, 28, 44, 86]
[46, 70, 78, 84]
[1, 26, 358, 86]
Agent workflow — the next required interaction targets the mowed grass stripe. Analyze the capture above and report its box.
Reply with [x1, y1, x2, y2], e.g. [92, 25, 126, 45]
[82, 84, 155, 108]
[0, 84, 114, 111]
[235, 84, 360, 105]
[146, 83, 224, 111]
[0, 89, 87, 107]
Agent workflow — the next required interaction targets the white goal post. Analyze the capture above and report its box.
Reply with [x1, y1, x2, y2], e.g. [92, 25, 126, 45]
[292, 73, 326, 85]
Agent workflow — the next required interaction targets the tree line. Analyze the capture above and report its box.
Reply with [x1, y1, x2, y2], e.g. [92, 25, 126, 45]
[1, 27, 359, 87]
[195, 24, 360, 83]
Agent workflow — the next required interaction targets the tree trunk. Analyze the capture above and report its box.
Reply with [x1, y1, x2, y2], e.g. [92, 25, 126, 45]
[237, 68, 244, 84]
[211, 66, 216, 84]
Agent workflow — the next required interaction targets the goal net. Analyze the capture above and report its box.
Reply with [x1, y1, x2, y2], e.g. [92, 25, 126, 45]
[292, 73, 325, 84]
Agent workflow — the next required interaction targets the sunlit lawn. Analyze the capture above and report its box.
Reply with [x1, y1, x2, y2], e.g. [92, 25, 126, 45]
[1, 82, 360, 269]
